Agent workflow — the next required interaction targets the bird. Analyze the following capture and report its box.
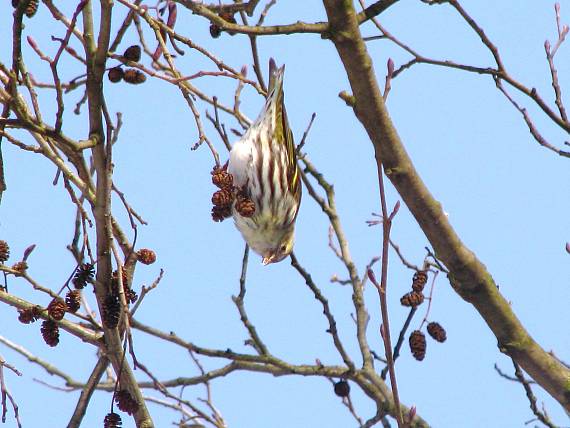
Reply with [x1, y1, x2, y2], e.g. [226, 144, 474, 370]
[227, 59, 302, 265]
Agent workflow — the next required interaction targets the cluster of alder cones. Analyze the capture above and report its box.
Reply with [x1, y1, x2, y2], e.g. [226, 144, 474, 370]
[399, 270, 448, 361]
[2, 238, 156, 347]
[211, 164, 256, 222]
[107, 45, 146, 85]
[101, 248, 156, 329]
[16, 262, 93, 347]
[16, 261, 95, 347]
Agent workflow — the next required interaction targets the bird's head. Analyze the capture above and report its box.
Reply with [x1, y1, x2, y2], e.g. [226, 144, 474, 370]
[261, 229, 294, 265]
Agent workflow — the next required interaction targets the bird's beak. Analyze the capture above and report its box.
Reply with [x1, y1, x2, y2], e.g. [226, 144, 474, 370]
[262, 255, 274, 266]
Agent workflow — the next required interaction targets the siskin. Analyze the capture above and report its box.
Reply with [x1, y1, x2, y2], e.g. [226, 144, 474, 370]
[228, 59, 302, 265]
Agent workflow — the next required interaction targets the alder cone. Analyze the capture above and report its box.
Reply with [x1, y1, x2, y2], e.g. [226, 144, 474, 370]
[219, 12, 237, 35]
[211, 166, 233, 189]
[104, 412, 122, 428]
[123, 68, 146, 84]
[12, 0, 39, 17]
[123, 45, 141, 62]
[409, 330, 426, 361]
[0, 240, 9, 263]
[102, 294, 120, 329]
[209, 23, 222, 38]
[400, 291, 424, 307]
[115, 389, 139, 415]
[219, 11, 237, 24]
[41, 320, 60, 347]
[11, 260, 28, 274]
[137, 248, 156, 265]
[111, 268, 138, 304]
[18, 309, 35, 324]
[412, 270, 428, 292]
[124, 287, 138, 304]
[25, 0, 39, 17]
[47, 298, 66, 321]
[212, 188, 234, 208]
[333, 380, 350, 397]
[73, 263, 95, 289]
[18, 307, 41, 324]
[235, 194, 255, 217]
[108, 66, 124, 83]
[427, 322, 447, 343]
[111, 268, 128, 289]
[65, 290, 81, 313]
[211, 205, 232, 222]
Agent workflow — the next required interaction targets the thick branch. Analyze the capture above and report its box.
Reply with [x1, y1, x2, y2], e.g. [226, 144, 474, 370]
[82, 1, 154, 426]
[321, 0, 570, 411]
[67, 356, 110, 428]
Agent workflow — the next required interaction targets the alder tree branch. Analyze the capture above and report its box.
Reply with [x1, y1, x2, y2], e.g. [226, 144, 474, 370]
[322, 0, 570, 412]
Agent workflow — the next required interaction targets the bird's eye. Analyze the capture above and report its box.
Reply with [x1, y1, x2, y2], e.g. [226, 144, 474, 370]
[280, 245, 287, 253]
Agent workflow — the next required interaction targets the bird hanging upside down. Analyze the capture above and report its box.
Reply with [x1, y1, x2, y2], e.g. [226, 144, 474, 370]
[212, 59, 302, 265]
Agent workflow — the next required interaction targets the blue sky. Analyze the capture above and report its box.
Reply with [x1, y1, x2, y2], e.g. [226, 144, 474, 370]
[0, 1, 569, 427]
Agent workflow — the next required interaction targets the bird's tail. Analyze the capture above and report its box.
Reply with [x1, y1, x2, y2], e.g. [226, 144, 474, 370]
[267, 58, 285, 103]
[265, 59, 298, 196]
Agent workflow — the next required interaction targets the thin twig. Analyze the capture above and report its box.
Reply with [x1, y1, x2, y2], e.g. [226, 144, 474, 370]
[418, 271, 439, 330]
[296, 112, 316, 154]
[511, 359, 558, 428]
[290, 253, 355, 370]
[231, 245, 269, 355]
[381, 308, 417, 380]
[368, 160, 403, 427]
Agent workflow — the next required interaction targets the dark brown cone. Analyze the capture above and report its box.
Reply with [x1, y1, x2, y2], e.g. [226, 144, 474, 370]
[400, 291, 425, 307]
[123, 69, 146, 84]
[47, 298, 66, 321]
[137, 249, 156, 265]
[412, 270, 428, 292]
[427, 322, 447, 343]
[0, 240, 9, 263]
[212, 188, 234, 208]
[73, 263, 95, 289]
[104, 412, 122, 428]
[11, 261, 28, 275]
[123, 45, 141, 62]
[211, 165, 233, 189]
[111, 268, 128, 291]
[13, 0, 39, 17]
[124, 287, 138, 304]
[18, 306, 41, 324]
[25, 0, 39, 17]
[18, 309, 35, 324]
[65, 290, 81, 313]
[211, 205, 232, 222]
[102, 294, 120, 329]
[219, 12, 237, 35]
[115, 389, 139, 415]
[108, 66, 124, 83]
[333, 380, 350, 397]
[235, 194, 255, 217]
[219, 12, 237, 24]
[409, 330, 426, 361]
[41, 320, 60, 347]
[111, 268, 137, 304]
[209, 23, 222, 38]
